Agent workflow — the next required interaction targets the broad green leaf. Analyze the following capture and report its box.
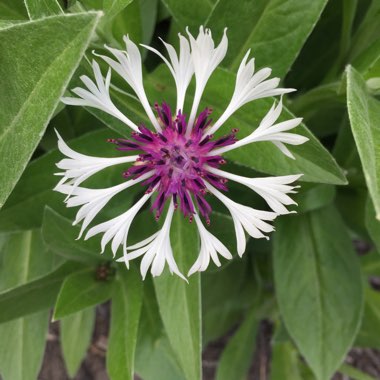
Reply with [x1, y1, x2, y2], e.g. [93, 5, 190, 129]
[202, 256, 249, 344]
[0, 260, 85, 323]
[61, 307, 96, 377]
[0, 12, 100, 209]
[0, 230, 52, 380]
[154, 213, 201, 380]
[347, 65, 380, 219]
[0, 129, 126, 232]
[207, 0, 328, 77]
[216, 308, 258, 380]
[54, 268, 115, 319]
[161, 0, 212, 31]
[103, 0, 133, 19]
[270, 342, 303, 380]
[107, 266, 143, 380]
[24, 0, 62, 19]
[42, 207, 108, 264]
[273, 206, 363, 380]
[0, 0, 28, 19]
[295, 184, 336, 213]
[144, 67, 346, 185]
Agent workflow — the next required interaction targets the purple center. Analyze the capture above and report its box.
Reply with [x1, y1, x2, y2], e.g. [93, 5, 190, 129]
[109, 103, 237, 223]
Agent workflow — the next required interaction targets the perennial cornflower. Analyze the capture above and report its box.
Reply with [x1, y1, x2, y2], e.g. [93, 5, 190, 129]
[55, 27, 308, 280]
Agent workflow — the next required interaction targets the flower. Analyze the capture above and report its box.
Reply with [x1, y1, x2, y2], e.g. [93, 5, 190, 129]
[56, 26, 308, 280]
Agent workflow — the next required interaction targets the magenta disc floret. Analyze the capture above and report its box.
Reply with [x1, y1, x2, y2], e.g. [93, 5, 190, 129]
[109, 102, 237, 223]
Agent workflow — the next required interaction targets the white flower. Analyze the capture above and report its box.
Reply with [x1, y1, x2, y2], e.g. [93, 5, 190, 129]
[141, 34, 193, 113]
[211, 99, 308, 159]
[55, 130, 138, 189]
[56, 26, 307, 280]
[188, 213, 232, 276]
[117, 201, 186, 280]
[61, 60, 139, 131]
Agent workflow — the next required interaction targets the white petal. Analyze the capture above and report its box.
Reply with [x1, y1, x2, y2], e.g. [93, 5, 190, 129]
[205, 182, 277, 257]
[207, 51, 295, 136]
[62, 60, 139, 131]
[188, 213, 232, 276]
[96, 38, 161, 132]
[207, 167, 302, 214]
[211, 100, 308, 156]
[187, 27, 228, 132]
[121, 201, 187, 280]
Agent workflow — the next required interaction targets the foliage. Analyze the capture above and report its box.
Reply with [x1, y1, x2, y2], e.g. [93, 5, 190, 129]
[0, 0, 380, 379]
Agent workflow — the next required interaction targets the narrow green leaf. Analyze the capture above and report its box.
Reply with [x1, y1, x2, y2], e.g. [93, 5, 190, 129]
[0, 12, 101, 209]
[347, 65, 380, 219]
[216, 308, 258, 380]
[24, 0, 63, 19]
[54, 268, 115, 319]
[356, 287, 380, 349]
[207, 0, 328, 77]
[154, 213, 201, 380]
[107, 267, 143, 380]
[366, 197, 380, 252]
[273, 206, 363, 380]
[0, 260, 85, 323]
[61, 307, 96, 377]
[270, 342, 303, 380]
[339, 363, 378, 380]
[161, 0, 212, 30]
[0, 230, 53, 380]
[135, 277, 186, 380]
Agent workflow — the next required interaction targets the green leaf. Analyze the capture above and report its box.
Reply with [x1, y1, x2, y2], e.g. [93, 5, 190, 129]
[135, 277, 186, 380]
[273, 206, 363, 380]
[0, 260, 85, 323]
[145, 67, 346, 185]
[207, 0, 328, 77]
[270, 342, 303, 380]
[295, 184, 336, 213]
[42, 207, 107, 264]
[0, 230, 53, 380]
[339, 363, 378, 380]
[107, 266, 143, 380]
[53, 268, 115, 319]
[61, 307, 96, 377]
[154, 213, 201, 380]
[347, 65, 380, 220]
[0, 12, 101, 209]
[366, 197, 380, 252]
[0, 0, 28, 20]
[103, 0, 133, 19]
[0, 129, 124, 232]
[24, 0, 63, 19]
[161, 0, 212, 30]
[356, 287, 380, 349]
[216, 308, 258, 380]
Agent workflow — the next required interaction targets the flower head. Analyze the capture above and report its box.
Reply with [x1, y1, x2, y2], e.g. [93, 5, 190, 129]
[57, 27, 307, 279]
